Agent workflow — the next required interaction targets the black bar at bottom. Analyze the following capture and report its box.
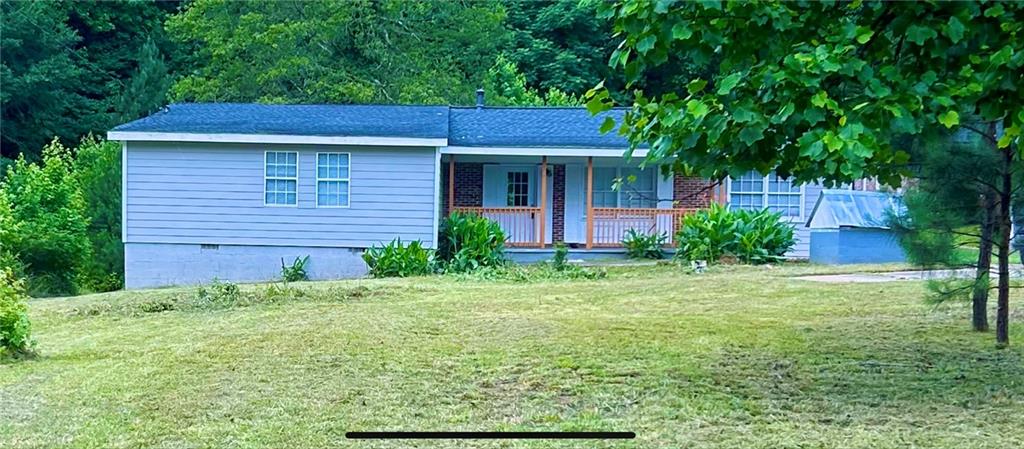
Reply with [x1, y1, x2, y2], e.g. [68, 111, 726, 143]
[345, 431, 635, 440]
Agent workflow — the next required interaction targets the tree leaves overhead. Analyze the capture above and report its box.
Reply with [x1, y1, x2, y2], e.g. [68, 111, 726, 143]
[588, 1, 1024, 186]
[167, 0, 510, 105]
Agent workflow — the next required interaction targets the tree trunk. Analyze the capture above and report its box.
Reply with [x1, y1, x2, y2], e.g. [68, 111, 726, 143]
[973, 190, 995, 332]
[995, 137, 1011, 348]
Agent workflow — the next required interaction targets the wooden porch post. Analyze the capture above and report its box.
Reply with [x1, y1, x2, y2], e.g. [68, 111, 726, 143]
[447, 156, 455, 215]
[586, 156, 594, 249]
[538, 156, 547, 248]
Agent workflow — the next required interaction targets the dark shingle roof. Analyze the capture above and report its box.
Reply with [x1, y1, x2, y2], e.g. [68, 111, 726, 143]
[112, 103, 450, 139]
[449, 107, 630, 148]
[112, 103, 634, 148]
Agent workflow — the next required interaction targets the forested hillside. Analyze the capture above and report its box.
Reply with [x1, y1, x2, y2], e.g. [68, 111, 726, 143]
[1, 0, 620, 161]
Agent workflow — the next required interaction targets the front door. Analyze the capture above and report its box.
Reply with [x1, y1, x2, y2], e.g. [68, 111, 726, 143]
[482, 165, 553, 244]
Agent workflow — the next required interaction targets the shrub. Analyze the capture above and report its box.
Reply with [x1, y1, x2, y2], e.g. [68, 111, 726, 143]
[363, 239, 434, 278]
[453, 263, 606, 282]
[73, 136, 124, 292]
[622, 229, 668, 259]
[281, 255, 310, 282]
[676, 203, 795, 264]
[1, 268, 33, 357]
[551, 242, 569, 270]
[437, 211, 507, 273]
[192, 279, 244, 308]
[1, 139, 92, 296]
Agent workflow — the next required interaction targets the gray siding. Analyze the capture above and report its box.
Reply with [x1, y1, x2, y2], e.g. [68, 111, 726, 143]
[125, 142, 437, 248]
[789, 183, 823, 259]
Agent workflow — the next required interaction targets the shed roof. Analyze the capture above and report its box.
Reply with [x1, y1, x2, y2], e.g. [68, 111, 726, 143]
[111, 103, 450, 139]
[806, 189, 904, 229]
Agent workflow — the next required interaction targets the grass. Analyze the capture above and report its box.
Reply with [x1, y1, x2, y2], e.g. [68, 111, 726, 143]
[1, 264, 1023, 448]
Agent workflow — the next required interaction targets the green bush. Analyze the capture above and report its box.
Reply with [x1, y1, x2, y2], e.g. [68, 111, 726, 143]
[363, 239, 435, 278]
[622, 228, 668, 259]
[73, 136, 124, 292]
[551, 242, 569, 270]
[1, 268, 33, 357]
[192, 279, 244, 309]
[281, 255, 310, 282]
[676, 203, 795, 264]
[437, 211, 507, 273]
[1, 139, 92, 296]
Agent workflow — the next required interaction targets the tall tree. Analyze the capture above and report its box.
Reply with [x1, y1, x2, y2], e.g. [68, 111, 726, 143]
[892, 130, 1003, 332]
[1, 0, 179, 160]
[502, 0, 618, 96]
[589, 1, 1023, 345]
[1, 1, 88, 160]
[167, 0, 510, 105]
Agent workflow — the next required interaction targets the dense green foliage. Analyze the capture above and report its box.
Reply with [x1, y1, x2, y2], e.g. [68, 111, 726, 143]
[621, 229, 667, 259]
[167, 0, 508, 105]
[437, 212, 508, 273]
[503, 0, 616, 97]
[676, 204, 795, 265]
[362, 239, 435, 278]
[0, 267, 33, 357]
[73, 136, 124, 292]
[1, 137, 124, 295]
[0, 0, 177, 160]
[1, 140, 92, 296]
[589, 1, 1023, 186]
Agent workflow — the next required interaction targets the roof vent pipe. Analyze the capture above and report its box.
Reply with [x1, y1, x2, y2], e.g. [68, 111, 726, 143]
[476, 88, 485, 109]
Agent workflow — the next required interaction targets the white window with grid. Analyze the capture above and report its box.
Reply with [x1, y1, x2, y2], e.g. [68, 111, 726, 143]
[506, 171, 530, 206]
[729, 171, 803, 218]
[264, 151, 297, 206]
[592, 167, 657, 208]
[316, 152, 350, 207]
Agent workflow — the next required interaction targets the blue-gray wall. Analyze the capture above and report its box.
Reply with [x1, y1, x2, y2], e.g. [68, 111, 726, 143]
[809, 227, 906, 264]
[126, 243, 367, 288]
[124, 141, 437, 287]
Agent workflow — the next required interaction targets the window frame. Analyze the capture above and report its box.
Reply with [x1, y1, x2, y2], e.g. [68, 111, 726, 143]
[263, 150, 299, 207]
[315, 151, 352, 208]
[726, 171, 805, 219]
[505, 170, 531, 207]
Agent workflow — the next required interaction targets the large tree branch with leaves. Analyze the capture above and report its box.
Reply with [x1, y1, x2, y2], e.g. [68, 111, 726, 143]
[588, 0, 1022, 345]
[587, 0, 1022, 187]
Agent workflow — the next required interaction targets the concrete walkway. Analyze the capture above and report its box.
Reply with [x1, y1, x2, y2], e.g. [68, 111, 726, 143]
[796, 267, 1024, 283]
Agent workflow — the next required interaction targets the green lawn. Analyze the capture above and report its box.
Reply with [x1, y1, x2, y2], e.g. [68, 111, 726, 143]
[2, 264, 1023, 448]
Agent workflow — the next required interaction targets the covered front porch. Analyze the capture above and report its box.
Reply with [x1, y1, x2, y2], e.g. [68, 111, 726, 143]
[441, 150, 725, 249]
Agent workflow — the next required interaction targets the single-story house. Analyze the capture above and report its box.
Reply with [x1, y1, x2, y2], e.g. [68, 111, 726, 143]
[109, 99, 867, 288]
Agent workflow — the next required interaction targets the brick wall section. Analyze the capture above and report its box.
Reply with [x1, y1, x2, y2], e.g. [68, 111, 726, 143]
[441, 162, 483, 216]
[552, 165, 565, 242]
[673, 175, 715, 208]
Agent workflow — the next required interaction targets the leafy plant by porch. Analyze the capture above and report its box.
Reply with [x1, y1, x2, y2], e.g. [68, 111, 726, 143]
[676, 203, 795, 264]
[2, 265, 1021, 448]
[621, 228, 667, 259]
[437, 211, 507, 273]
[362, 239, 434, 278]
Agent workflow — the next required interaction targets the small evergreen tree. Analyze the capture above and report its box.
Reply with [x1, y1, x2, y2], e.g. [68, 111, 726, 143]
[894, 127, 1021, 336]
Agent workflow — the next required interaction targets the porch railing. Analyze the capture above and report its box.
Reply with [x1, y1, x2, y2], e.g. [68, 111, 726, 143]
[590, 207, 697, 248]
[452, 207, 543, 247]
